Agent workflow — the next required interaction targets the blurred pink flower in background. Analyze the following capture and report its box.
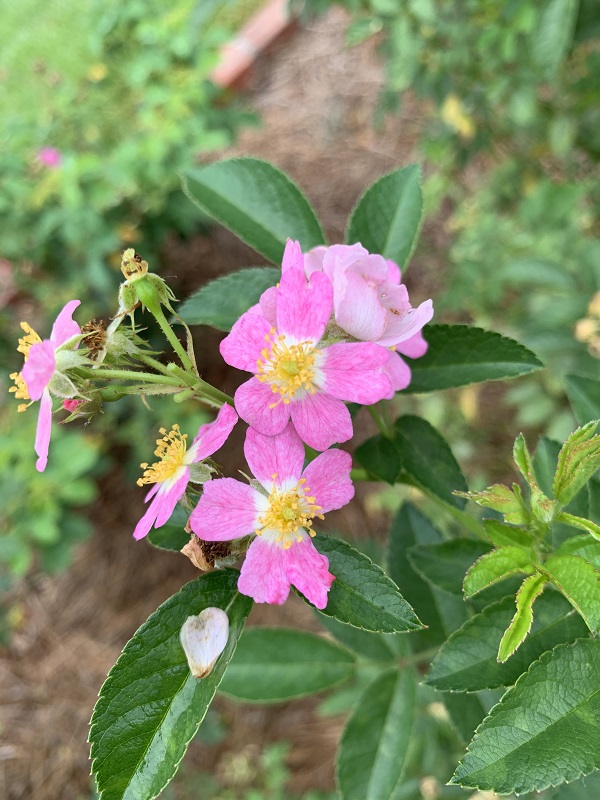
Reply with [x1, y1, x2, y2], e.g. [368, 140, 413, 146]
[38, 147, 62, 168]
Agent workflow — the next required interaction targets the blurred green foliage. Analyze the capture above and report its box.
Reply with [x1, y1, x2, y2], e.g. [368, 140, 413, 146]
[0, 0, 254, 291]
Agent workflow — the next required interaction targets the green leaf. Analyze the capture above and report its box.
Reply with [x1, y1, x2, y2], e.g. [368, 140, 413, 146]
[182, 158, 325, 264]
[443, 691, 501, 745]
[532, 0, 579, 80]
[401, 325, 543, 394]
[147, 506, 189, 551]
[408, 539, 491, 595]
[462, 484, 530, 524]
[463, 547, 535, 598]
[451, 640, 600, 794]
[541, 555, 600, 633]
[345, 164, 423, 271]
[90, 571, 252, 800]
[482, 518, 533, 548]
[426, 592, 588, 692]
[336, 668, 416, 800]
[218, 628, 354, 702]
[556, 535, 600, 569]
[309, 534, 423, 633]
[565, 375, 600, 425]
[355, 434, 401, 485]
[557, 512, 600, 541]
[394, 416, 468, 508]
[178, 267, 279, 331]
[553, 421, 600, 506]
[317, 615, 402, 662]
[498, 573, 546, 662]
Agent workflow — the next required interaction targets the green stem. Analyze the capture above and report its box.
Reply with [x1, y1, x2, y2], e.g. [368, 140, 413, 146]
[138, 353, 174, 377]
[151, 305, 195, 373]
[425, 491, 487, 540]
[368, 404, 392, 438]
[350, 467, 370, 482]
[398, 646, 439, 668]
[76, 367, 182, 386]
[193, 378, 234, 408]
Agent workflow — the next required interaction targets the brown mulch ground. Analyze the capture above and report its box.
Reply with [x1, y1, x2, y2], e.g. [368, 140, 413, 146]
[0, 8, 453, 800]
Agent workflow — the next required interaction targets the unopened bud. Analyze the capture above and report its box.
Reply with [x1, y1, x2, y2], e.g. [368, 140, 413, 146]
[180, 607, 229, 679]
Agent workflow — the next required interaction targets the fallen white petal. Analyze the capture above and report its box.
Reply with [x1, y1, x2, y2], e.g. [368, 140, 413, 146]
[180, 607, 230, 679]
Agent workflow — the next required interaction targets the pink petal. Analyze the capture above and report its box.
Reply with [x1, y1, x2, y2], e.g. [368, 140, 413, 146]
[22, 340, 56, 401]
[281, 239, 304, 273]
[386, 259, 401, 284]
[244, 422, 305, 491]
[290, 391, 352, 451]
[321, 342, 391, 404]
[187, 403, 238, 462]
[259, 286, 277, 327]
[34, 388, 53, 472]
[238, 537, 291, 605]
[191, 478, 264, 541]
[321, 243, 370, 282]
[303, 246, 327, 277]
[276, 268, 332, 344]
[220, 311, 272, 372]
[50, 300, 81, 346]
[332, 268, 387, 341]
[283, 536, 335, 610]
[234, 377, 291, 436]
[396, 330, 428, 359]
[133, 471, 190, 539]
[301, 449, 354, 513]
[378, 298, 434, 347]
[383, 350, 411, 397]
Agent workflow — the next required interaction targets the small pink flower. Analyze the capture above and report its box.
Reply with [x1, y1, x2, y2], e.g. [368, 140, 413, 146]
[191, 423, 354, 608]
[63, 398, 83, 413]
[220, 241, 392, 451]
[10, 300, 82, 471]
[133, 404, 238, 540]
[304, 243, 433, 395]
[38, 148, 62, 168]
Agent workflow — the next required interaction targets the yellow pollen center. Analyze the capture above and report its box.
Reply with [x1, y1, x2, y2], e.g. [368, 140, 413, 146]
[17, 321, 41, 361]
[255, 477, 324, 548]
[256, 329, 320, 407]
[137, 424, 188, 486]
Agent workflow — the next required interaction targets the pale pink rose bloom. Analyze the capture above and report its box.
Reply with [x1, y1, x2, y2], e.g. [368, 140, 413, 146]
[38, 147, 62, 168]
[133, 404, 238, 540]
[220, 240, 392, 451]
[191, 423, 354, 609]
[19, 300, 81, 471]
[304, 243, 433, 396]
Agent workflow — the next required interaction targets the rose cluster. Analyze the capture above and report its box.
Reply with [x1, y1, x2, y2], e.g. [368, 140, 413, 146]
[11, 242, 432, 609]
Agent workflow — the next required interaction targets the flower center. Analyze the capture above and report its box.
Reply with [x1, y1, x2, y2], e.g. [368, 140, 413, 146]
[8, 372, 31, 412]
[17, 321, 42, 360]
[137, 424, 188, 486]
[256, 477, 324, 548]
[256, 329, 320, 406]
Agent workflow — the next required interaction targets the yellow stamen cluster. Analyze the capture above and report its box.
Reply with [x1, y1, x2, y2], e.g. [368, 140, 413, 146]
[256, 476, 324, 549]
[256, 329, 319, 407]
[137, 424, 188, 486]
[8, 372, 31, 412]
[17, 321, 41, 360]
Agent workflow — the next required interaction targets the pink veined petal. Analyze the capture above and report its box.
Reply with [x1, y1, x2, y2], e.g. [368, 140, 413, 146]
[303, 246, 327, 277]
[258, 285, 277, 327]
[386, 259, 401, 284]
[133, 471, 190, 539]
[34, 388, 53, 472]
[220, 311, 272, 373]
[290, 391, 352, 451]
[283, 536, 335, 610]
[275, 268, 332, 344]
[50, 299, 81, 346]
[281, 239, 304, 273]
[187, 403, 238, 463]
[301, 449, 354, 514]
[244, 422, 305, 491]
[238, 537, 291, 605]
[395, 330, 428, 359]
[383, 350, 412, 397]
[190, 478, 264, 541]
[22, 340, 56, 400]
[378, 298, 434, 347]
[321, 243, 369, 282]
[321, 342, 391, 404]
[234, 377, 291, 436]
[332, 268, 387, 341]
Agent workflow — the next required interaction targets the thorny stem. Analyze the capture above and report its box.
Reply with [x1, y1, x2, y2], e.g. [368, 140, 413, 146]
[75, 367, 182, 386]
[151, 304, 195, 373]
[137, 353, 176, 377]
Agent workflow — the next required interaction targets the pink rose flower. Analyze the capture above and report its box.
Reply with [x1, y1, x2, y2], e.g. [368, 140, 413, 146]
[10, 300, 82, 471]
[220, 241, 392, 451]
[133, 404, 238, 540]
[38, 147, 62, 168]
[191, 423, 354, 609]
[304, 243, 434, 396]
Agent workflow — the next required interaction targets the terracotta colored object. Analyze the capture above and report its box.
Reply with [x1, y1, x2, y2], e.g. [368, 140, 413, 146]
[211, 0, 294, 89]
